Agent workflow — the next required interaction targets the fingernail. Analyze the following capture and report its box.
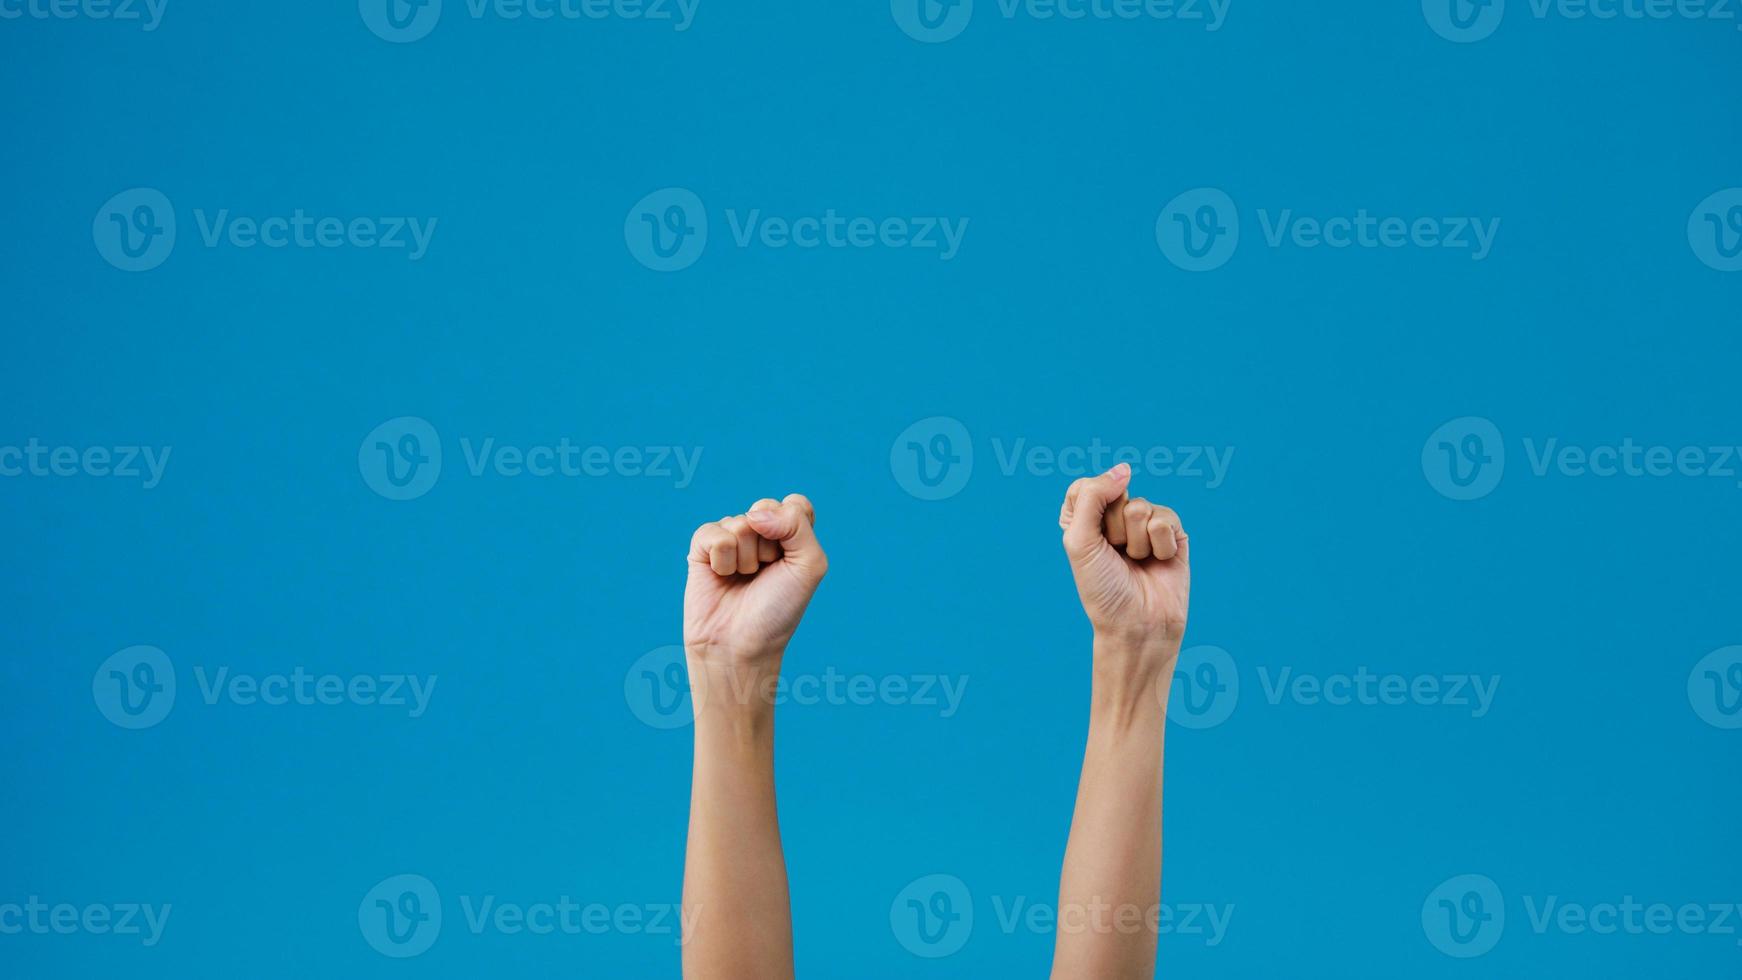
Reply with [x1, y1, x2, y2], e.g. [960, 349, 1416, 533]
[746, 509, 778, 526]
[1109, 462, 1131, 479]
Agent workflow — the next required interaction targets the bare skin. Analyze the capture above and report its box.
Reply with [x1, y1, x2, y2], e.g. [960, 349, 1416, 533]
[680, 494, 826, 980]
[676, 472, 1188, 978]
[1051, 462, 1191, 980]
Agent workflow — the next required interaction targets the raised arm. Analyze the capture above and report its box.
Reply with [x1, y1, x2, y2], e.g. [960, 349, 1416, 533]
[1050, 463, 1191, 980]
[680, 494, 827, 980]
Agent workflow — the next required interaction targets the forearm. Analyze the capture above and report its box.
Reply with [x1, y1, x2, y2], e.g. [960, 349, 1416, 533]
[1050, 639, 1173, 980]
[682, 658, 794, 980]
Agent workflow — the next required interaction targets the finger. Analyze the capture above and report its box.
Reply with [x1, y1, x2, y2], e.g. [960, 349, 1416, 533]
[748, 499, 781, 563]
[1146, 505, 1182, 561]
[1124, 498, 1154, 560]
[689, 522, 737, 576]
[782, 493, 816, 528]
[1061, 463, 1132, 559]
[722, 516, 760, 575]
[1102, 493, 1129, 548]
[746, 496, 827, 581]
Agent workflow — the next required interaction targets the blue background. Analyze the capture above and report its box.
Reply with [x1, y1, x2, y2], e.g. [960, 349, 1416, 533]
[2, 0, 1739, 976]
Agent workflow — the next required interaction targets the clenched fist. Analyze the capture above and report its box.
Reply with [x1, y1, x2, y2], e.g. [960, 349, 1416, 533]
[1059, 463, 1191, 664]
[685, 494, 827, 664]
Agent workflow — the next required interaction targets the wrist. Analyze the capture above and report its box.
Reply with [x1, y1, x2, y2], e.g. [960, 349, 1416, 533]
[1091, 633, 1180, 683]
[1089, 635, 1176, 719]
[685, 653, 784, 719]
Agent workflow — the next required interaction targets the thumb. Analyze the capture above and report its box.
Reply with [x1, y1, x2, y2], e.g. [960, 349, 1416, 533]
[746, 494, 828, 580]
[1062, 463, 1131, 560]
